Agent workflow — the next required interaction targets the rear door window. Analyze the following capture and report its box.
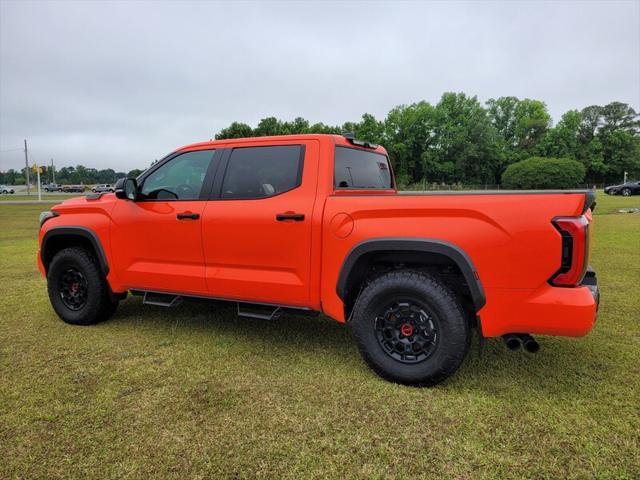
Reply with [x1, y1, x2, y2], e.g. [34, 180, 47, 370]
[221, 145, 304, 199]
[334, 147, 392, 189]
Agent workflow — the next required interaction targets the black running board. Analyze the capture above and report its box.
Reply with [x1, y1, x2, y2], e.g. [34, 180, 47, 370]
[142, 291, 183, 308]
[130, 289, 316, 319]
[237, 304, 282, 321]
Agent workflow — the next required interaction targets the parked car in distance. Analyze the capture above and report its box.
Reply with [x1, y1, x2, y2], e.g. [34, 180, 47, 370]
[92, 184, 115, 193]
[61, 185, 86, 193]
[604, 180, 640, 196]
[37, 133, 599, 386]
[0, 185, 15, 194]
[43, 183, 62, 192]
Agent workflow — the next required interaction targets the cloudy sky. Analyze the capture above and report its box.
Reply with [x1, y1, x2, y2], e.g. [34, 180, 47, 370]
[1, 0, 639, 172]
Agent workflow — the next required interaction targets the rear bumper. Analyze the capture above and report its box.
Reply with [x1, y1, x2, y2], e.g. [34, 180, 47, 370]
[480, 267, 599, 337]
[581, 266, 600, 311]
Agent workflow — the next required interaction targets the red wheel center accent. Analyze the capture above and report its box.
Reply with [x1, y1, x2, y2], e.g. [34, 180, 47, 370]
[70, 283, 79, 293]
[400, 323, 414, 336]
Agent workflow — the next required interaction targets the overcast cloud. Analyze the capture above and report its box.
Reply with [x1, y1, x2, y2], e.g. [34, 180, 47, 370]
[1, 0, 639, 172]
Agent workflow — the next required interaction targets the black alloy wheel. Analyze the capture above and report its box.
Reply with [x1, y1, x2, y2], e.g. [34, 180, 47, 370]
[374, 300, 439, 364]
[47, 247, 120, 325]
[59, 267, 89, 310]
[350, 270, 470, 387]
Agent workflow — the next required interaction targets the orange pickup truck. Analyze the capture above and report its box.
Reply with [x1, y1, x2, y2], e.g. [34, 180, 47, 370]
[37, 134, 599, 386]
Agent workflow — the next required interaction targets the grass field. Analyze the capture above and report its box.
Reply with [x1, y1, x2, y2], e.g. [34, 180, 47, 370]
[1, 193, 638, 479]
[0, 193, 78, 202]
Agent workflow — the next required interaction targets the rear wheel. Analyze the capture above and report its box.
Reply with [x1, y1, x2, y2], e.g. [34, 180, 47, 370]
[350, 270, 470, 386]
[622, 188, 631, 196]
[47, 247, 118, 325]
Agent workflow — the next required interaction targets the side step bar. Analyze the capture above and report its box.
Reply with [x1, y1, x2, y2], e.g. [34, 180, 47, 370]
[142, 291, 183, 308]
[237, 304, 282, 321]
[130, 289, 315, 320]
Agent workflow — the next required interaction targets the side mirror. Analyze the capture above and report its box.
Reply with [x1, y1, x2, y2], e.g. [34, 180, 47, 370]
[115, 178, 138, 200]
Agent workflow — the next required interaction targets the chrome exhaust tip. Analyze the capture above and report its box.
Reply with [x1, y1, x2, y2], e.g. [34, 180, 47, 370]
[517, 333, 540, 353]
[502, 333, 522, 351]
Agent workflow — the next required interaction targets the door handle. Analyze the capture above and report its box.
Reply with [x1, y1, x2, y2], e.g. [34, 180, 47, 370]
[177, 212, 200, 220]
[276, 213, 305, 222]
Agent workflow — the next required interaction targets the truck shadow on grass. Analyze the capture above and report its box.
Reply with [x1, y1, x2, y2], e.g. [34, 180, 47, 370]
[110, 296, 605, 396]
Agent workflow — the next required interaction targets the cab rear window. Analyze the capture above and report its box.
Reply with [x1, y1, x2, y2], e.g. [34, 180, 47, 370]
[334, 147, 392, 189]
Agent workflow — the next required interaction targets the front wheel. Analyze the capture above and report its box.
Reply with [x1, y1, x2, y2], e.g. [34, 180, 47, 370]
[350, 270, 470, 387]
[622, 188, 631, 196]
[47, 247, 119, 325]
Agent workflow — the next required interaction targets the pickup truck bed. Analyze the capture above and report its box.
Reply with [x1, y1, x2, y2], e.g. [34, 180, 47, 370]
[322, 189, 597, 337]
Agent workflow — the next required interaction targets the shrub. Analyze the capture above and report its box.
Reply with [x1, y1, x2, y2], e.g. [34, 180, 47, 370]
[501, 157, 586, 189]
[394, 173, 413, 189]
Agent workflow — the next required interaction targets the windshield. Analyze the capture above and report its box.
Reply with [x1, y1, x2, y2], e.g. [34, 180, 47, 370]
[334, 147, 392, 189]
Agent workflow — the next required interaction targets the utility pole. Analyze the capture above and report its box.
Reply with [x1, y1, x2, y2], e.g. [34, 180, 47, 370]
[24, 139, 30, 195]
[51, 158, 56, 183]
[36, 163, 42, 201]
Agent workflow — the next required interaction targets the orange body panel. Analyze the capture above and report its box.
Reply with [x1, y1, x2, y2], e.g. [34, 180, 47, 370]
[38, 134, 598, 338]
[319, 192, 595, 337]
[200, 139, 321, 306]
[110, 199, 209, 295]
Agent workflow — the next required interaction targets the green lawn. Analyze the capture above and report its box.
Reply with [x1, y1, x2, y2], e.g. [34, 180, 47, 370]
[1, 193, 638, 479]
[0, 193, 78, 202]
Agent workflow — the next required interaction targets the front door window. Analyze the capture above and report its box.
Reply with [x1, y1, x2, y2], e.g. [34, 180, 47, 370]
[140, 150, 214, 200]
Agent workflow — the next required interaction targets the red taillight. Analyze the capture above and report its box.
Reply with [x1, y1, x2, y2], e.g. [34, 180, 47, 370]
[550, 216, 590, 287]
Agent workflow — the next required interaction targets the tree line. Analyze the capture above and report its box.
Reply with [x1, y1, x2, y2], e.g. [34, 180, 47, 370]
[2, 93, 637, 188]
[0, 166, 144, 186]
[216, 93, 640, 187]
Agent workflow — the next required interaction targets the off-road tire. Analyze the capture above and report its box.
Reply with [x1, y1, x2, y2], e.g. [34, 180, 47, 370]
[47, 247, 118, 325]
[350, 270, 470, 387]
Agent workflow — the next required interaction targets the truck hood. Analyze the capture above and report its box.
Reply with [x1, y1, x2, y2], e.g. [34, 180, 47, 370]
[52, 193, 118, 214]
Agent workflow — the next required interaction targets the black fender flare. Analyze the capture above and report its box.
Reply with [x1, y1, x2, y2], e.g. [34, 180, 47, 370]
[41, 226, 110, 276]
[336, 238, 486, 312]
